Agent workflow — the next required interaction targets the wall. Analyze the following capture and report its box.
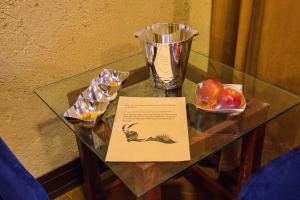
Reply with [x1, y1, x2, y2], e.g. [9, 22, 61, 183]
[174, 0, 212, 55]
[0, 0, 212, 177]
[188, 0, 212, 55]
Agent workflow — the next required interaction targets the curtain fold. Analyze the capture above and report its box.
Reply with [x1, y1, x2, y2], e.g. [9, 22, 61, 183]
[209, 0, 240, 66]
[210, 0, 300, 170]
[234, 0, 254, 71]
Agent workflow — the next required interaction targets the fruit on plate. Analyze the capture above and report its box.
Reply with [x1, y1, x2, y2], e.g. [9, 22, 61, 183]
[217, 87, 242, 109]
[196, 79, 244, 110]
[196, 79, 224, 107]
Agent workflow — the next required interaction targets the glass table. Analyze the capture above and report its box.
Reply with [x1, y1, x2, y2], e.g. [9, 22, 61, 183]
[35, 51, 299, 200]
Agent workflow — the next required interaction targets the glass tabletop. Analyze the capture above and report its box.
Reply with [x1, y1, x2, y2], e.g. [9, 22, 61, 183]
[35, 51, 299, 198]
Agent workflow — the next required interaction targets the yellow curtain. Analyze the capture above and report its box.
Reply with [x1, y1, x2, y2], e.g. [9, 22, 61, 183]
[209, 0, 240, 66]
[210, 0, 300, 167]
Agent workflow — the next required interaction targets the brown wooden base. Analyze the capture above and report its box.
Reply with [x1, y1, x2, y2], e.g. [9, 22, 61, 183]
[61, 64, 268, 200]
[185, 166, 233, 200]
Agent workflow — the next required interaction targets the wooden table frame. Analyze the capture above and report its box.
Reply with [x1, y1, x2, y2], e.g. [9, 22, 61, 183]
[75, 124, 265, 200]
[66, 66, 269, 200]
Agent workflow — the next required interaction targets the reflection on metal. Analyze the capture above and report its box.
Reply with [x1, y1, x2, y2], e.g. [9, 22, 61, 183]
[135, 23, 198, 90]
[64, 69, 129, 126]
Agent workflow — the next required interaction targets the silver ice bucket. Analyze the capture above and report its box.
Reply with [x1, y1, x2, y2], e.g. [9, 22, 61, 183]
[135, 23, 198, 90]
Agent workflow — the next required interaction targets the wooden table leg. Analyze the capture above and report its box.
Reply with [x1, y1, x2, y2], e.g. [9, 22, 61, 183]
[252, 125, 266, 172]
[185, 166, 232, 200]
[76, 135, 105, 200]
[235, 124, 266, 195]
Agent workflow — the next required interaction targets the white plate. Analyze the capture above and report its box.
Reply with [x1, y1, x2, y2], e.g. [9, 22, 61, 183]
[195, 83, 246, 114]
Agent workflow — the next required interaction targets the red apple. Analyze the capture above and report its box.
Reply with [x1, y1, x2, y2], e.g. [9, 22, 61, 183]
[196, 79, 224, 107]
[218, 87, 242, 109]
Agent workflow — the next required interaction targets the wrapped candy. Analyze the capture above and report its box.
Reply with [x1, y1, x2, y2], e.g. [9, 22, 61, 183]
[195, 79, 246, 113]
[64, 69, 129, 126]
